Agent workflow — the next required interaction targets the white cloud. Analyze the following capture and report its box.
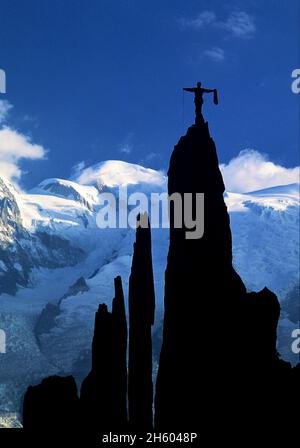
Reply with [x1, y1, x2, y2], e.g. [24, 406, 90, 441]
[180, 10, 256, 38]
[119, 144, 132, 155]
[71, 160, 86, 179]
[220, 150, 300, 193]
[75, 160, 165, 187]
[180, 11, 216, 29]
[0, 100, 13, 124]
[219, 11, 256, 38]
[0, 126, 46, 183]
[139, 152, 160, 166]
[145, 152, 159, 161]
[75, 152, 298, 194]
[204, 47, 225, 62]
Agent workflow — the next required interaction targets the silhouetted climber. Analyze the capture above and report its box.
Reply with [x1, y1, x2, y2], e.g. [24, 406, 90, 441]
[183, 81, 218, 125]
[128, 213, 155, 431]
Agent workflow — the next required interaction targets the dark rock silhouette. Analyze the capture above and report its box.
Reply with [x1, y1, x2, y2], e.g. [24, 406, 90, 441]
[155, 117, 300, 439]
[128, 213, 155, 430]
[22, 375, 79, 433]
[155, 120, 246, 429]
[80, 276, 128, 433]
[111, 275, 128, 429]
[80, 304, 114, 431]
[243, 287, 280, 362]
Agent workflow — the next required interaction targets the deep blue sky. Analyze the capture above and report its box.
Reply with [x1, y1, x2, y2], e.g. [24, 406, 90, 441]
[0, 0, 299, 189]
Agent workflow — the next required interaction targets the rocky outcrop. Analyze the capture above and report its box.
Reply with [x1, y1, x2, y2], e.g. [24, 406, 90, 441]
[80, 276, 128, 433]
[34, 303, 60, 340]
[111, 276, 128, 429]
[155, 121, 245, 429]
[60, 276, 89, 301]
[22, 375, 79, 432]
[128, 214, 155, 430]
[80, 303, 114, 431]
[0, 178, 32, 294]
[34, 277, 90, 346]
[155, 119, 300, 439]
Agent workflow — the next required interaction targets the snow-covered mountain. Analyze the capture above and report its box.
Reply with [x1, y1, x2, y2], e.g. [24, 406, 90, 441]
[226, 183, 299, 297]
[0, 177, 89, 295]
[0, 161, 299, 424]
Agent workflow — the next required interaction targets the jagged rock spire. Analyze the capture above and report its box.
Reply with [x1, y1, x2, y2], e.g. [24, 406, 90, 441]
[128, 213, 155, 430]
[111, 275, 128, 428]
[155, 118, 300, 439]
[80, 304, 114, 431]
[80, 276, 128, 432]
[155, 120, 246, 429]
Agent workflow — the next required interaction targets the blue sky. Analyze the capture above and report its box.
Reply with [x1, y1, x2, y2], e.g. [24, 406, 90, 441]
[0, 0, 299, 190]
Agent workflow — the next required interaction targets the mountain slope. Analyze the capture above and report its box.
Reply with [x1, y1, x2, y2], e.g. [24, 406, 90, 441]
[0, 164, 299, 423]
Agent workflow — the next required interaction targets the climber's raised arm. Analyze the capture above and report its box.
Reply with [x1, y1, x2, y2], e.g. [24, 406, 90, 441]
[183, 87, 196, 92]
[202, 88, 215, 93]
